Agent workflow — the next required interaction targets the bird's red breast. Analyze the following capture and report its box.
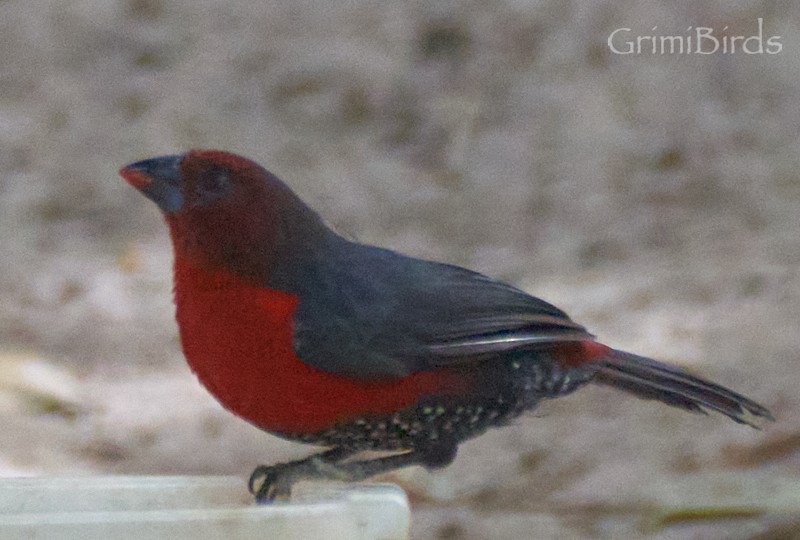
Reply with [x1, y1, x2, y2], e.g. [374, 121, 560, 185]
[172, 254, 474, 435]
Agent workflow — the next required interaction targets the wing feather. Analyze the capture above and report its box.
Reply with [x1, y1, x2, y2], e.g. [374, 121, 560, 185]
[287, 240, 587, 378]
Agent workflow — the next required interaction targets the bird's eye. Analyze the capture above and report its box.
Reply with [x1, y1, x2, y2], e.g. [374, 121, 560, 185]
[194, 168, 231, 205]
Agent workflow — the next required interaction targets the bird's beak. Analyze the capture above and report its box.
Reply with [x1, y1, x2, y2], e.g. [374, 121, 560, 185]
[119, 154, 184, 213]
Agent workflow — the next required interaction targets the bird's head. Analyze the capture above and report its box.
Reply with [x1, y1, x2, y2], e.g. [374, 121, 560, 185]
[120, 149, 328, 282]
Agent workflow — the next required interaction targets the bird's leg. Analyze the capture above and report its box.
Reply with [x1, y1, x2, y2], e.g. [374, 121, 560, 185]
[328, 443, 458, 482]
[249, 444, 458, 503]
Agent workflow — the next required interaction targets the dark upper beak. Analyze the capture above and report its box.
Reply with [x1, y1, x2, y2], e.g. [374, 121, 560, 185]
[119, 154, 184, 213]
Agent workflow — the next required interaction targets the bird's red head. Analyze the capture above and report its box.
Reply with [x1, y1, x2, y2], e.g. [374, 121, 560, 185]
[120, 149, 264, 212]
[120, 149, 321, 282]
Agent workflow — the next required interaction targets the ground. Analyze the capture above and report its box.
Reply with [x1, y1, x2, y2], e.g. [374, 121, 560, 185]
[1, 1, 799, 538]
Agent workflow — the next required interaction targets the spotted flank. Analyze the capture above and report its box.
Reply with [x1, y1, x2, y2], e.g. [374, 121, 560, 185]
[294, 353, 594, 450]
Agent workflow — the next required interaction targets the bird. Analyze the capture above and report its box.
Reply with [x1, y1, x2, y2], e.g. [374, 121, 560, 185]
[120, 149, 773, 503]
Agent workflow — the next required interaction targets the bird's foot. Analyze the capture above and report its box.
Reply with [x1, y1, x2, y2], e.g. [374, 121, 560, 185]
[248, 450, 353, 503]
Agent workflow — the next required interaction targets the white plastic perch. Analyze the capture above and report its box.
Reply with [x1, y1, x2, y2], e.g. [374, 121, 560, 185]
[0, 476, 410, 540]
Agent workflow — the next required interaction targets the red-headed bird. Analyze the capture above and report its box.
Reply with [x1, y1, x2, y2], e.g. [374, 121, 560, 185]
[120, 149, 772, 502]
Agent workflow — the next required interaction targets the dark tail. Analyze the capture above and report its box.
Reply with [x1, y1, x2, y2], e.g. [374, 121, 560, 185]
[589, 349, 774, 428]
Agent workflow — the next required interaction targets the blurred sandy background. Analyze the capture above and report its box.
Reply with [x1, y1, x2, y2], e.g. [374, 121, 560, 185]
[1, 1, 799, 538]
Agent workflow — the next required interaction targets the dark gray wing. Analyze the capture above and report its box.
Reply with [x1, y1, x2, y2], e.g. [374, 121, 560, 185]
[277, 239, 592, 379]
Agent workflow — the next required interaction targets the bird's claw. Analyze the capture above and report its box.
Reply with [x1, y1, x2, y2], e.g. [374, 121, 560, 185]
[249, 463, 294, 503]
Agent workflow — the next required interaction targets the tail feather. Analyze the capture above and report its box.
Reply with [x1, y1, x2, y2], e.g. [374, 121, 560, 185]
[589, 349, 774, 428]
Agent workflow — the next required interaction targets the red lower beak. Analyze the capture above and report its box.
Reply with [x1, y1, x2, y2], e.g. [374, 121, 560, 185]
[119, 167, 153, 189]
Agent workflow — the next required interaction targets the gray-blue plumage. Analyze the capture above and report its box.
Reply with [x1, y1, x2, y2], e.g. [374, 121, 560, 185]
[265, 209, 591, 379]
